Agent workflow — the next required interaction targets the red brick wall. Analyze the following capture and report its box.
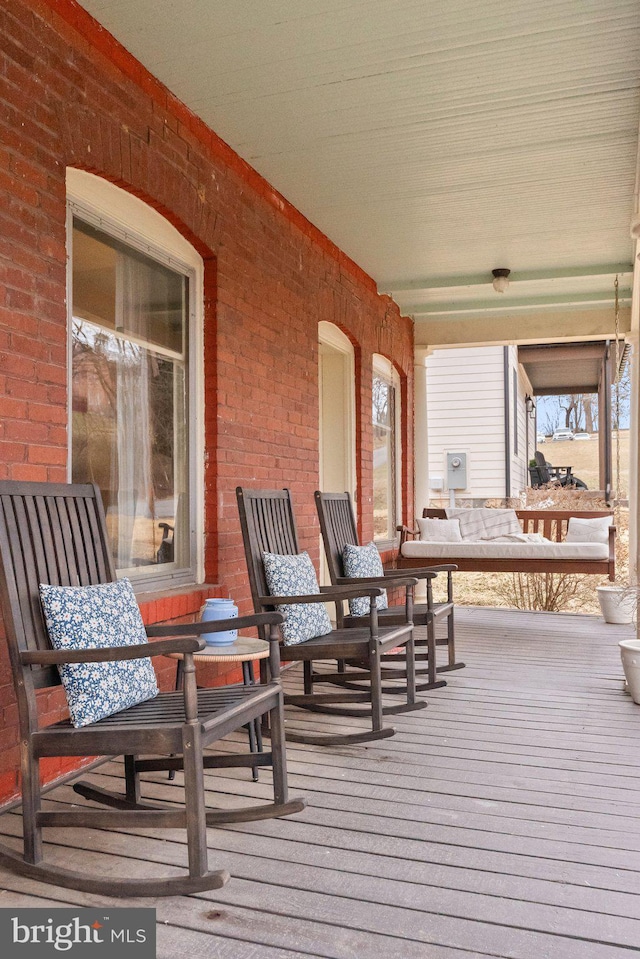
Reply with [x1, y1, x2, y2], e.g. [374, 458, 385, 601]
[0, 0, 415, 802]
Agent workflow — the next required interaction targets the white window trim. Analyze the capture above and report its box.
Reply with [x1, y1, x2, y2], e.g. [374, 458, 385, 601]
[66, 169, 205, 590]
[372, 354, 402, 547]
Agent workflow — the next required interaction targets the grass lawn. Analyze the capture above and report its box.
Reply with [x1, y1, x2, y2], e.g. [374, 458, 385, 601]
[539, 430, 629, 497]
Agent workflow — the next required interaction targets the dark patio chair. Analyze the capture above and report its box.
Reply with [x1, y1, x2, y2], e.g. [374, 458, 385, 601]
[531, 450, 587, 489]
[236, 487, 427, 747]
[315, 491, 463, 691]
[0, 480, 303, 898]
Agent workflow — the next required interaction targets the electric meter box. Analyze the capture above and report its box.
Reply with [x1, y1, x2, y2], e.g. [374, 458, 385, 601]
[446, 452, 467, 490]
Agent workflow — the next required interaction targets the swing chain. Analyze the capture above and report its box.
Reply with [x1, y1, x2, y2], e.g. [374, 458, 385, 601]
[613, 274, 621, 510]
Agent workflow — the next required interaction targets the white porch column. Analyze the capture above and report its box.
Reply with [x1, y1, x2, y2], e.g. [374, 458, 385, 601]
[629, 242, 640, 642]
[628, 330, 638, 596]
[414, 351, 430, 601]
[630, 138, 640, 634]
[414, 350, 430, 521]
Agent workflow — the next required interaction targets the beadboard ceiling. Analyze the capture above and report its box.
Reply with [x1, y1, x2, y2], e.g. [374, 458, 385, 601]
[76, 0, 640, 346]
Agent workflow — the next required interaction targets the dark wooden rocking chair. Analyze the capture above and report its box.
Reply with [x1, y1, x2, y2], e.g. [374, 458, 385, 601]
[0, 480, 304, 898]
[236, 487, 427, 747]
[315, 491, 464, 686]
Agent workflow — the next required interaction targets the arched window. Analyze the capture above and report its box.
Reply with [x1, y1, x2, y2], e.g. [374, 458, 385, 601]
[318, 322, 356, 499]
[372, 355, 402, 542]
[66, 170, 204, 589]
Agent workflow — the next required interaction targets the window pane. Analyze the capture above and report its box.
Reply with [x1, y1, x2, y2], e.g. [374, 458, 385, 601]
[71, 219, 189, 572]
[73, 220, 184, 354]
[373, 374, 396, 539]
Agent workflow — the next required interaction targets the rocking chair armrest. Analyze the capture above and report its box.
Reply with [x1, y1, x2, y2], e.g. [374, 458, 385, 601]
[146, 611, 284, 638]
[320, 584, 392, 599]
[258, 586, 384, 607]
[335, 575, 419, 589]
[20, 636, 206, 666]
[377, 568, 438, 581]
[392, 564, 457, 576]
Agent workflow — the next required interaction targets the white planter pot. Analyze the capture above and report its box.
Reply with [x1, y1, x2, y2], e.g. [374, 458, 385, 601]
[597, 586, 636, 625]
[619, 639, 640, 704]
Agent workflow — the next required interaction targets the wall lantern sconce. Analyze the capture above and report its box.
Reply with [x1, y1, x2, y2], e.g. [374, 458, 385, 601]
[492, 268, 511, 293]
[525, 394, 536, 417]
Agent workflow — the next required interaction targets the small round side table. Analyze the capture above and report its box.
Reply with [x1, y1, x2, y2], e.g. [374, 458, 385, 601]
[166, 636, 270, 781]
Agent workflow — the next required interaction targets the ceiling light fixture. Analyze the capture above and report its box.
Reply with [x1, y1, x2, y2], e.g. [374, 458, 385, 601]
[492, 268, 510, 293]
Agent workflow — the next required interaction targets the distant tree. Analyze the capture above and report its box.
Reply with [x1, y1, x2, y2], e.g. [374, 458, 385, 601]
[536, 351, 631, 438]
[612, 363, 631, 429]
[583, 394, 597, 433]
[541, 397, 562, 435]
[558, 395, 580, 431]
[540, 391, 601, 434]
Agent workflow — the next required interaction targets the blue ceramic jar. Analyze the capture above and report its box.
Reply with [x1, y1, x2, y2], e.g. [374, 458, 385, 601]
[199, 598, 238, 645]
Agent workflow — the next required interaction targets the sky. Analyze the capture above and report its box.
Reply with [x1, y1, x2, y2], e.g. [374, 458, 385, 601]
[536, 388, 630, 434]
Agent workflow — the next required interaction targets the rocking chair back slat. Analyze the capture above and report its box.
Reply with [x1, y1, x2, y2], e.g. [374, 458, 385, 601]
[31, 498, 56, 584]
[237, 488, 300, 607]
[66, 493, 92, 584]
[2, 493, 59, 686]
[314, 492, 359, 583]
[0, 482, 116, 691]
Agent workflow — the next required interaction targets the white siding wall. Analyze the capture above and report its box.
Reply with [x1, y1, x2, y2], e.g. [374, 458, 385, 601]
[426, 346, 506, 503]
[425, 346, 537, 505]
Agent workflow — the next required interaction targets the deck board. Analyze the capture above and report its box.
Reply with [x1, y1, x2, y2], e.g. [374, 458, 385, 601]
[0, 606, 639, 957]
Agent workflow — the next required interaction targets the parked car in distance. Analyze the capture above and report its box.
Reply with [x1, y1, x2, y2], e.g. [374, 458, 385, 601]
[573, 432, 591, 441]
[552, 428, 574, 441]
[536, 433, 546, 444]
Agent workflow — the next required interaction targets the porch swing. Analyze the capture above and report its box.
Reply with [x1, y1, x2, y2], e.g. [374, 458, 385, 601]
[398, 506, 616, 579]
[398, 289, 623, 581]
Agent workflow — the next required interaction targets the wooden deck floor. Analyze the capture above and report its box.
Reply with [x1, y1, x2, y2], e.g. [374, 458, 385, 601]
[0, 607, 639, 958]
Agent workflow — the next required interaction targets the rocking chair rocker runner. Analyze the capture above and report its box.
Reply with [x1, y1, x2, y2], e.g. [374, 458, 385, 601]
[0, 480, 304, 898]
[315, 491, 463, 690]
[236, 487, 427, 747]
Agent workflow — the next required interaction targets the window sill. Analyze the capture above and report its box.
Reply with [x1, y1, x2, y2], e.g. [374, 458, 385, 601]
[135, 584, 225, 626]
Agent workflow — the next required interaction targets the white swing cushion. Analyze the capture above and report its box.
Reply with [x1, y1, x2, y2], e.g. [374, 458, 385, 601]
[565, 515, 612, 544]
[401, 540, 609, 561]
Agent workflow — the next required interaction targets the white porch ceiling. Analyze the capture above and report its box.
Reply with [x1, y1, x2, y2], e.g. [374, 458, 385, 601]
[76, 0, 640, 344]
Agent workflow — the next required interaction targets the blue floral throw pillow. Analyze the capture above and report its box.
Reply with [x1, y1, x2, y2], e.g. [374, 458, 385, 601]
[262, 551, 332, 646]
[39, 578, 159, 728]
[342, 542, 389, 617]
